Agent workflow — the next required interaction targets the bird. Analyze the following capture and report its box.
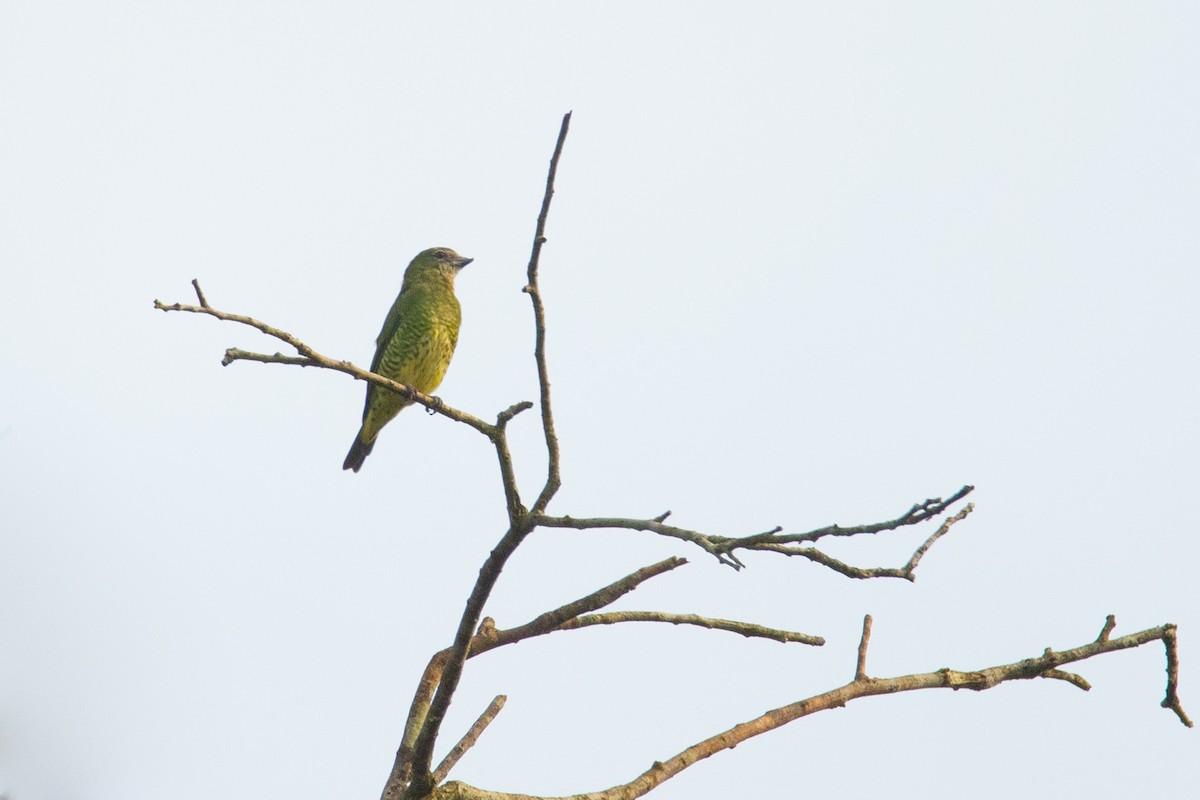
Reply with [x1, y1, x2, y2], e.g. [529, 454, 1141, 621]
[343, 247, 473, 472]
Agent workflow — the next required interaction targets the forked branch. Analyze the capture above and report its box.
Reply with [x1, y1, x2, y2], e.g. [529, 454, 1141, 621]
[533, 495, 975, 577]
[429, 618, 1189, 800]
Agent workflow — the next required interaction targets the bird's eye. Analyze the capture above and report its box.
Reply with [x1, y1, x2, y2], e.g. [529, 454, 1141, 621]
[433, 250, 447, 259]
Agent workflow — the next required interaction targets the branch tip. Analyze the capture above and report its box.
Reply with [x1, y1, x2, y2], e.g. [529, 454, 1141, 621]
[431, 694, 507, 784]
[1041, 669, 1091, 691]
[190, 278, 209, 308]
[855, 615, 874, 681]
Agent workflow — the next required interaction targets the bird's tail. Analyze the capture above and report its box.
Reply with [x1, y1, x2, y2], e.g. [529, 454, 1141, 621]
[342, 428, 375, 472]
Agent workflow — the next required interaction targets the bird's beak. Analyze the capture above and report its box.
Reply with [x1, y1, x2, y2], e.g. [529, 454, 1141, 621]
[454, 256, 473, 269]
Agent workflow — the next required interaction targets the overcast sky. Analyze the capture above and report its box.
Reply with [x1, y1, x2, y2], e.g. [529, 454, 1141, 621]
[2, 3, 1198, 799]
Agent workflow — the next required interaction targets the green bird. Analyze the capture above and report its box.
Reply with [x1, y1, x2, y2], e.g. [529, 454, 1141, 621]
[342, 247, 473, 472]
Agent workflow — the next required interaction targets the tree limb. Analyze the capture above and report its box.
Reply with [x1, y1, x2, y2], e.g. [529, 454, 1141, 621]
[558, 612, 823, 646]
[523, 111, 571, 515]
[429, 618, 1190, 800]
[153, 289, 503, 439]
[532, 496, 974, 577]
[387, 557, 689, 797]
[432, 695, 507, 785]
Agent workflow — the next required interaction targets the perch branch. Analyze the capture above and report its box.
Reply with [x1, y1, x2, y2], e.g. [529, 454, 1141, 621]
[153, 291, 503, 438]
[429, 618, 1189, 800]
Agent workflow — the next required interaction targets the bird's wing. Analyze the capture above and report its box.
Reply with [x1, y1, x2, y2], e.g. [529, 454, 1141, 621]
[370, 286, 413, 375]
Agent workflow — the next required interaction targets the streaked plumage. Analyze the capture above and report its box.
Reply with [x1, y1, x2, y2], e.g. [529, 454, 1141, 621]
[343, 247, 472, 472]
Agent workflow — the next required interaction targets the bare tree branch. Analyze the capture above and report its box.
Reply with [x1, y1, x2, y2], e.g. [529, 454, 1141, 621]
[156, 284, 534, 525]
[429, 619, 1190, 800]
[156, 110, 1181, 800]
[558, 612, 824, 646]
[901, 502, 974, 575]
[403, 521, 533, 799]
[531, 514, 747, 569]
[403, 115, 576, 800]
[533, 495, 974, 578]
[523, 111, 571, 515]
[153, 290, 501, 437]
[716, 485, 975, 548]
[1163, 625, 1193, 727]
[432, 695, 507, 785]
[387, 557, 687, 798]
[1041, 669, 1091, 691]
[854, 614, 873, 680]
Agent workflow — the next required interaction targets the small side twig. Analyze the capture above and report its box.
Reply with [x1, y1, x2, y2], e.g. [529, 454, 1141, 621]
[559, 612, 823, 646]
[720, 485, 975, 548]
[191, 278, 209, 308]
[1098, 614, 1117, 643]
[1041, 669, 1091, 691]
[855, 615, 873, 681]
[432, 695, 507, 784]
[900, 502, 975, 577]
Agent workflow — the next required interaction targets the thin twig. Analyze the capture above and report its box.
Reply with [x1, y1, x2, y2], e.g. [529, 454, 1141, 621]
[855, 615, 873, 681]
[901, 502, 974, 576]
[524, 111, 571, 515]
[191, 278, 209, 308]
[717, 485, 975, 548]
[1041, 669, 1091, 691]
[559, 612, 823, 646]
[153, 292, 499, 437]
[432, 696, 508, 784]
[532, 514, 747, 569]
[532, 489, 971, 575]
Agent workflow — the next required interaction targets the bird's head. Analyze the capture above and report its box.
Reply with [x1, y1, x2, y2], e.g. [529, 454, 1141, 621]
[406, 247, 473, 283]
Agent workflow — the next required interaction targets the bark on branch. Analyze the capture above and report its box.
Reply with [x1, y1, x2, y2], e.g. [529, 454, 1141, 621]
[428, 618, 1189, 800]
[533, 497, 974, 576]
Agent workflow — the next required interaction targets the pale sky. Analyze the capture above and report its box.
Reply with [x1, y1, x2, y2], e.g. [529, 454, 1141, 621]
[2, 3, 1198, 799]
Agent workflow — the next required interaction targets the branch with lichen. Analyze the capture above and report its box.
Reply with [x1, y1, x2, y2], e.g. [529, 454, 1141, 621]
[427, 616, 1190, 800]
